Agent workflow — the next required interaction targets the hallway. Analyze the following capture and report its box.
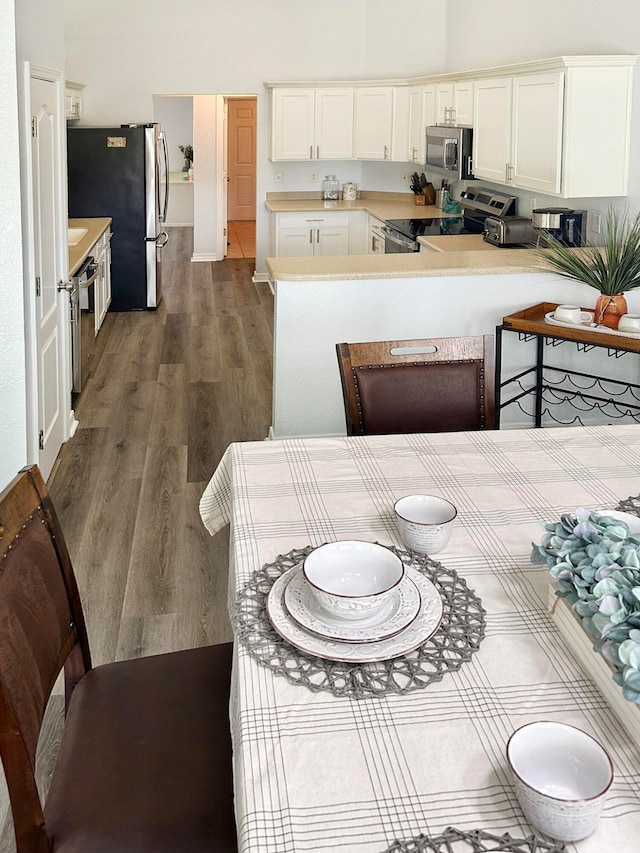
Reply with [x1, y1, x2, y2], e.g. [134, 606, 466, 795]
[0, 226, 273, 848]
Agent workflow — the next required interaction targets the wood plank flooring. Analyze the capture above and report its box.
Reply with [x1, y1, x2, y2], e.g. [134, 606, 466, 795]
[0, 228, 273, 850]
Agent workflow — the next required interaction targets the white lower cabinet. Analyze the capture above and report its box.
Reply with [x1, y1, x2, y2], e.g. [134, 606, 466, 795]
[93, 228, 112, 333]
[369, 216, 386, 254]
[273, 212, 350, 257]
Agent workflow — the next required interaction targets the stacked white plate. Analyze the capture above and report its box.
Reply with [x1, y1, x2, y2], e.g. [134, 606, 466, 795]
[267, 564, 444, 663]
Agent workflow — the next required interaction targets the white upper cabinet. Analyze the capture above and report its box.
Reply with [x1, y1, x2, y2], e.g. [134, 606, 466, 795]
[408, 85, 437, 164]
[65, 81, 84, 121]
[511, 73, 564, 194]
[473, 77, 513, 185]
[270, 88, 354, 161]
[354, 87, 394, 160]
[435, 81, 474, 126]
[473, 73, 563, 193]
[473, 59, 635, 197]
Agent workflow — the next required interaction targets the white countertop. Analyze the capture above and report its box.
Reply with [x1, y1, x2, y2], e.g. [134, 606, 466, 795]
[418, 233, 503, 252]
[266, 195, 452, 222]
[266, 245, 539, 281]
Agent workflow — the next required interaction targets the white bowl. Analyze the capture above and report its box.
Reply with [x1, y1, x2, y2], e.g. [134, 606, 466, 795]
[618, 313, 640, 333]
[506, 721, 613, 841]
[394, 494, 457, 554]
[302, 541, 404, 621]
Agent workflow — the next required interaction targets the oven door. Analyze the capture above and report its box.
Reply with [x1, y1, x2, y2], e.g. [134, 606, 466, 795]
[384, 228, 419, 253]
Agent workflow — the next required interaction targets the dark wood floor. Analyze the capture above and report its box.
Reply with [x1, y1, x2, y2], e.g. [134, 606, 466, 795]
[0, 228, 273, 849]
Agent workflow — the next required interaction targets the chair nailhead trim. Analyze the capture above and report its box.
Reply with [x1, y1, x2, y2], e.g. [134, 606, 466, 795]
[1, 507, 44, 561]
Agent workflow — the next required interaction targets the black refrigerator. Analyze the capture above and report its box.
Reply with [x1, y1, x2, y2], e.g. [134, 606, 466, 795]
[67, 123, 169, 311]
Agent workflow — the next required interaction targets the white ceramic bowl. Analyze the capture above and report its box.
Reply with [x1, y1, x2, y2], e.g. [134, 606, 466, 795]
[618, 313, 640, 333]
[506, 721, 613, 841]
[394, 495, 457, 554]
[554, 304, 583, 324]
[302, 541, 404, 621]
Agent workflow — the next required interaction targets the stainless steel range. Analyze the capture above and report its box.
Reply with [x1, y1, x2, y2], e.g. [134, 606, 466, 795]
[384, 187, 517, 253]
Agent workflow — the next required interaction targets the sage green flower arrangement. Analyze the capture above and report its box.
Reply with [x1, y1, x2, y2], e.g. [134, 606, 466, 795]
[532, 509, 640, 704]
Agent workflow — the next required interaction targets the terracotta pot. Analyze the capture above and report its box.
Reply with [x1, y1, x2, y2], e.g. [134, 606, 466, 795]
[594, 293, 628, 329]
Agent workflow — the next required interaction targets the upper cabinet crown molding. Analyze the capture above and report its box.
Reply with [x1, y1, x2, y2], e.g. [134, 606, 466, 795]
[265, 55, 638, 91]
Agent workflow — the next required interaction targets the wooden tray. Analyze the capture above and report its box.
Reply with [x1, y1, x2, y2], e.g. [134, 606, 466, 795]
[548, 585, 640, 747]
[502, 301, 640, 353]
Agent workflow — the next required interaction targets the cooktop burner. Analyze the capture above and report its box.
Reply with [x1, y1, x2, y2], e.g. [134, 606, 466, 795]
[385, 217, 484, 240]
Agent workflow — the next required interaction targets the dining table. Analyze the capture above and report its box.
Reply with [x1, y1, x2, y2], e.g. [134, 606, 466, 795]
[199, 423, 640, 853]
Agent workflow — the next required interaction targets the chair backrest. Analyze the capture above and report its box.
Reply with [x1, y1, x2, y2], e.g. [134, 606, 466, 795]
[0, 465, 91, 853]
[336, 335, 495, 435]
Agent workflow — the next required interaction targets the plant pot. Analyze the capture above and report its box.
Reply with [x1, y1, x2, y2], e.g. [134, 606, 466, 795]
[594, 293, 627, 328]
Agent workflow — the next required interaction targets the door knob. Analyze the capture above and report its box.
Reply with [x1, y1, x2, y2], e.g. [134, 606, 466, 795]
[57, 280, 74, 293]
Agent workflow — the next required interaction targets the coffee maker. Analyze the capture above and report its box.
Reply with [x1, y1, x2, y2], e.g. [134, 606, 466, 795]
[532, 208, 587, 247]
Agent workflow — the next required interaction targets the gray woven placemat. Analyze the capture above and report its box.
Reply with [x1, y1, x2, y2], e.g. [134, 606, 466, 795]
[615, 493, 640, 517]
[382, 827, 564, 852]
[232, 544, 486, 699]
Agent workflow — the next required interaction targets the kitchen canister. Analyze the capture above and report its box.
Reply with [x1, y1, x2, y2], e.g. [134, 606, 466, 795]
[342, 182, 357, 201]
[322, 175, 340, 201]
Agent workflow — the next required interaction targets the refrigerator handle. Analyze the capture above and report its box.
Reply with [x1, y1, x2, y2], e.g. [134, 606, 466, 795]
[158, 130, 170, 224]
[156, 231, 169, 248]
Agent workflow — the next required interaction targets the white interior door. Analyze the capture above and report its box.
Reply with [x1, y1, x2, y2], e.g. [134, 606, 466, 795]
[29, 73, 69, 480]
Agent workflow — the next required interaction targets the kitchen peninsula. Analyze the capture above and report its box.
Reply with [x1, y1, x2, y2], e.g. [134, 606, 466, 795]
[267, 249, 640, 439]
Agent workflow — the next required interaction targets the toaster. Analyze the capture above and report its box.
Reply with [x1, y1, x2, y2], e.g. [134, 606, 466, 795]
[483, 215, 537, 247]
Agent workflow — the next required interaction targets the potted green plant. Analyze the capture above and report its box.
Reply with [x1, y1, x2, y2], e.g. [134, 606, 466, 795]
[533, 208, 640, 329]
[178, 144, 193, 172]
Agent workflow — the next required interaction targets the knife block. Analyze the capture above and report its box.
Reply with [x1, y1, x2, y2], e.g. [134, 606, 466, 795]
[414, 194, 426, 205]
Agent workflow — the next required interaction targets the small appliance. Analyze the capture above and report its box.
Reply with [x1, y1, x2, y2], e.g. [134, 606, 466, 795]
[425, 125, 474, 181]
[483, 215, 537, 247]
[531, 207, 586, 247]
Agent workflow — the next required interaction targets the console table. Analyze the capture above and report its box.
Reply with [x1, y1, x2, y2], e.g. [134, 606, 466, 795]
[495, 301, 640, 428]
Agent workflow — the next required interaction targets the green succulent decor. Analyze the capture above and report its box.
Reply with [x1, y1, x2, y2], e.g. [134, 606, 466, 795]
[532, 509, 640, 705]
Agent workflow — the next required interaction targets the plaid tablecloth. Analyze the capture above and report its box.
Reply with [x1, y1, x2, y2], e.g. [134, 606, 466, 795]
[199, 424, 640, 853]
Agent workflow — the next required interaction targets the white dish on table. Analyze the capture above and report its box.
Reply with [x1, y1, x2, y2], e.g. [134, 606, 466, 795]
[284, 564, 421, 643]
[544, 310, 594, 328]
[267, 564, 443, 663]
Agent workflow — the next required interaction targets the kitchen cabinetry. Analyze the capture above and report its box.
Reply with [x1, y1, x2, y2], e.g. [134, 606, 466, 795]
[272, 212, 350, 257]
[408, 85, 437, 164]
[369, 215, 386, 254]
[354, 87, 409, 161]
[65, 80, 84, 121]
[93, 228, 112, 332]
[473, 73, 563, 194]
[435, 81, 474, 126]
[270, 87, 354, 161]
[473, 59, 635, 197]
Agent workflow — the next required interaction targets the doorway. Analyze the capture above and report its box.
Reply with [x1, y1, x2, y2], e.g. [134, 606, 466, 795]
[225, 97, 256, 259]
[153, 94, 256, 261]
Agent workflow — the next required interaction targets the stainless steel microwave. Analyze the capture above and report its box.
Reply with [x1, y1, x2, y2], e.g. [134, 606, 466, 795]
[425, 125, 474, 181]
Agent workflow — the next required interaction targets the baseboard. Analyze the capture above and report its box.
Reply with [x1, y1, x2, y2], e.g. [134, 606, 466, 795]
[191, 253, 218, 263]
[165, 221, 194, 228]
[252, 271, 269, 283]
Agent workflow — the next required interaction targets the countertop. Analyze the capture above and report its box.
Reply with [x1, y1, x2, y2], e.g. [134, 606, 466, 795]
[68, 217, 112, 276]
[266, 245, 539, 282]
[418, 234, 504, 252]
[266, 195, 452, 222]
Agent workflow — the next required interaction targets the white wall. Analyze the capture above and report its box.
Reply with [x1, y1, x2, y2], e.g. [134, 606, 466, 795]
[0, 0, 27, 490]
[2, 0, 65, 491]
[445, 0, 640, 225]
[153, 96, 193, 173]
[63, 0, 449, 272]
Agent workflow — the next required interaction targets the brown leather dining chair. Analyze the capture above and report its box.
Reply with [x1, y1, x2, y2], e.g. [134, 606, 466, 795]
[336, 335, 495, 435]
[0, 465, 236, 853]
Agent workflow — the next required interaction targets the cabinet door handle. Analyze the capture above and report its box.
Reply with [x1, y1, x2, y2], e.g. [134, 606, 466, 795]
[316, 229, 320, 244]
[309, 229, 313, 243]
[316, 145, 320, 159]
[384, 145, 389, 159]
[310, 145, 313, 159]
[371, 235, 375, 252]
